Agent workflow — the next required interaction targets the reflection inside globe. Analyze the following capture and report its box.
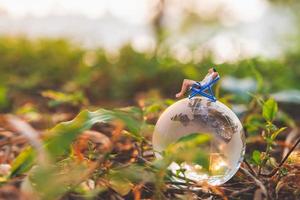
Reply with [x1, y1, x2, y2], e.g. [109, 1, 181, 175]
[152, 97, 245, 185]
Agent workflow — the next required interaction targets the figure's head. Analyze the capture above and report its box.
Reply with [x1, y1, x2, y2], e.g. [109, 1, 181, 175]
[208, 67, 217, 73]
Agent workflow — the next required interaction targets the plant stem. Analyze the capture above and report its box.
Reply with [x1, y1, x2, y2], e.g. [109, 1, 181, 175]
[240, 167, 268, 200]
[261, 136, 300, 177]
[244, 160, 257, 176]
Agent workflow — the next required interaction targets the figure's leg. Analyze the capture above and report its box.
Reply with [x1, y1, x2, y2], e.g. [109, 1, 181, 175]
[175, 79, 197, 98]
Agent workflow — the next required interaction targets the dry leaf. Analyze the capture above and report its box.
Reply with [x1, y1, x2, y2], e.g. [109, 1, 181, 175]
[73, 130, 112, 160]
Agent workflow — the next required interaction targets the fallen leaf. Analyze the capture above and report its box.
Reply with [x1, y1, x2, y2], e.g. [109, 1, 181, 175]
[73, 130, 112, 160]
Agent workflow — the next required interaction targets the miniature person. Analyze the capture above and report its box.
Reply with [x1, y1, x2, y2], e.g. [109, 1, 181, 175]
[175, 67, 219, 98]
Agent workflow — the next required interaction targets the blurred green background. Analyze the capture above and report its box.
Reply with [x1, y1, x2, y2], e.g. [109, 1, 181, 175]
[0, 0, 299, 119]
[1, 2, 300, 199]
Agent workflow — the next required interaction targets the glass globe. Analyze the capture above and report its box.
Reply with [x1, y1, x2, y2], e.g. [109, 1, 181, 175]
[152, 97, 245, 185]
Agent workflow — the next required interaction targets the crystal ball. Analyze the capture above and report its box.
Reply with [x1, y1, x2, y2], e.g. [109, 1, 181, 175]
[152, 97, 245, 185]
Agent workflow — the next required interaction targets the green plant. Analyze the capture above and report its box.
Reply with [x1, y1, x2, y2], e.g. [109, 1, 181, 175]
[6, 102, 212, 199]
[247, 98, 286, 173]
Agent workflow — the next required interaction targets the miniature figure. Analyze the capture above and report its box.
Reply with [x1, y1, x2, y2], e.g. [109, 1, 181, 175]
[175, 68, 220, 101]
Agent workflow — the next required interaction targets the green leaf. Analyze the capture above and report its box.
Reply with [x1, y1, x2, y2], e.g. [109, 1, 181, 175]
[263, 98, 278, 122]
[108, 170, 133, 196]
[45, 108, 142, 157]
[271, 127, 287, 140]
[112, 107, 143, 138]
[9, 147, 36, 177]
[41, 90, 87, 107]
[28, 161, 93, 200]
[252, 150, 262, 166]
[11, 107, 143, 176]
[110, 164, 156, 184]
[44, 109, 113, 157]
[143, 99, 174, 115]
[144, 103, 162, 115]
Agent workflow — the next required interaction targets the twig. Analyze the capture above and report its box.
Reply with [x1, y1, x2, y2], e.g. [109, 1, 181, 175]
[240, 167, 268, 200]
[143, 153, 155, 158]
[140, 140, 145, 156]
[136, 155, 152, 165]
[261, 136, 300, 177]
[166, 187, 222, 198]
[165, 188, 185, 195]
[243, 160, 257, 176]
[230, 185, 255, 197]
[166, 181, 190, 186]
[222, 182, 252, 187]
[276, 136, 300, 168]
[112, 191, 125, 200]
